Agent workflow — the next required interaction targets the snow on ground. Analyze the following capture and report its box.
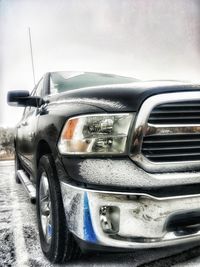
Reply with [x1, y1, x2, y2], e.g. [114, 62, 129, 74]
[1, 160, 200, 266]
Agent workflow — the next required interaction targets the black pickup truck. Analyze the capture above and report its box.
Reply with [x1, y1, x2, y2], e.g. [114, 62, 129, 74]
[7, 71, 200, 263]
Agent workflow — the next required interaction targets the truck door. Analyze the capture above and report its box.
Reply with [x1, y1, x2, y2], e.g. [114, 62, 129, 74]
[16, 106, 30, 163]
[22, 77, 44, 172]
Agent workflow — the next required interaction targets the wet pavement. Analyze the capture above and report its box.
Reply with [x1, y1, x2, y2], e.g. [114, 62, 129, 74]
[0, 160, 200, 266]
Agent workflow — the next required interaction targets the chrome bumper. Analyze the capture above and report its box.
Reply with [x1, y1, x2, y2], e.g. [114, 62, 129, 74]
[60, 182, 200, 249]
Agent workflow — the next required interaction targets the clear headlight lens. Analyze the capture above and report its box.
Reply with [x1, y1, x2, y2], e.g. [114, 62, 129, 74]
[58, 113, 133, 154]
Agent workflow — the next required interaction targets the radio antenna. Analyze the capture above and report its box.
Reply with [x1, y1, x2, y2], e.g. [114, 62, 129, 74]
[28, 27, 36, 86]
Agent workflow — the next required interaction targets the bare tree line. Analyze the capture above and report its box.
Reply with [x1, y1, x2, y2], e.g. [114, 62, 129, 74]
[0, 127, 15, 160]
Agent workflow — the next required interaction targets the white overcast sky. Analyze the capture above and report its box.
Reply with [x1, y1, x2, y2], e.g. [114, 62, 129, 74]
[1, 0, 200, 126]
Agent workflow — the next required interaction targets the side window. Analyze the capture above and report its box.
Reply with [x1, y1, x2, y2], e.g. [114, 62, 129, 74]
[34, 78, 44, 97]
[32, 78, 44, 97]
[23, 107, 29, 117]
[50, 76, 58, 95]
[27, 78, 44, 113]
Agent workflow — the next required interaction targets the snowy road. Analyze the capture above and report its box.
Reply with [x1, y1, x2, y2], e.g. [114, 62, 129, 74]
[1, 161, 200, 266]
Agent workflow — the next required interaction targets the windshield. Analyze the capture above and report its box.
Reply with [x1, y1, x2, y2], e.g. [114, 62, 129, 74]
[50, 71, 138, 94]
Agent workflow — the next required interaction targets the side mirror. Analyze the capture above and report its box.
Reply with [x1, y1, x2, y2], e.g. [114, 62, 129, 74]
[7, 90, 44, 107]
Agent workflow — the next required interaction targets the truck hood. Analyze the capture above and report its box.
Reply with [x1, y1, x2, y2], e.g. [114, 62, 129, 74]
[48, 81, 200, 112]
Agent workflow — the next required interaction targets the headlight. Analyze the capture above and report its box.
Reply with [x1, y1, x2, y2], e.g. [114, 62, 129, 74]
[58, 113, 134, 154]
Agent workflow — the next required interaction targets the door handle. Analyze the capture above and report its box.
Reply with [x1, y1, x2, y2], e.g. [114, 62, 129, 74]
[22, 121, 28, 126]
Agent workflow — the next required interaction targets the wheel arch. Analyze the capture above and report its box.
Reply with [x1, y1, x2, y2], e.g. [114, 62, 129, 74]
[36, 140, 53, 168]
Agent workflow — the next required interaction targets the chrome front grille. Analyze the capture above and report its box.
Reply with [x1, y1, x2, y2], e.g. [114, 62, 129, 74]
[142, 101, 200, 162]
[148, 101, 200, 124]
[131, 91, 200, 172]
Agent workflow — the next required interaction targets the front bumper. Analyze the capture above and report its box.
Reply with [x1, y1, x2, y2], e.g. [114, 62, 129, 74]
[60, 182, 200, 249]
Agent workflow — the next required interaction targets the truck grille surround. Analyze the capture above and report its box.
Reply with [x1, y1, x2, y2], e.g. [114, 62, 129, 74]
[131, 91, 200, 172]
[143, 101, 200, 162]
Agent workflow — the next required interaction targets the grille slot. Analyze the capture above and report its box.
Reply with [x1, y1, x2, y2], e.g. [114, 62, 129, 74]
[148, 101, 200, 124]
[142, 134, 200, 162]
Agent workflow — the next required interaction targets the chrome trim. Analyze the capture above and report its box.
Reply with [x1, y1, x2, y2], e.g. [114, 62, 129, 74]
[130, 91, 200, 172]
[61, 181, 200, 200]
[146, 124, 200, 136]
[17, 170, 36, 202]
[60, 181, 200, 249]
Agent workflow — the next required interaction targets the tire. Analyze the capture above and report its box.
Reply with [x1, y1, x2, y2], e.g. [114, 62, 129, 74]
[15, 154, 21, 184]
[36, 154, 81, 263]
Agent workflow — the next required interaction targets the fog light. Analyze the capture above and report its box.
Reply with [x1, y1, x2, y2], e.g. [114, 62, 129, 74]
[99, 206, 120, 234]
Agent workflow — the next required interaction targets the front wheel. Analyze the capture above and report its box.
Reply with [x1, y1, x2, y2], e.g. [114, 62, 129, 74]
[36, 154, 80, 263]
